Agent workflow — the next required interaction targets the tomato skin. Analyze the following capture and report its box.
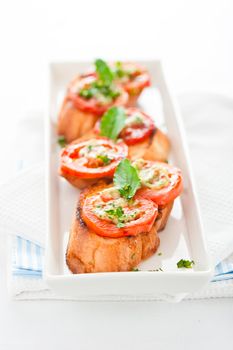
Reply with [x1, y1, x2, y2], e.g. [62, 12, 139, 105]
[82, 191, 158, 238]
[60, 138, 128, 179]
[137, 161, 183, 207]
[94, 108, 155, 145]
[67, 75, 128, 116]
[117, 62, 151, 95]
[120, 108, 155, 145]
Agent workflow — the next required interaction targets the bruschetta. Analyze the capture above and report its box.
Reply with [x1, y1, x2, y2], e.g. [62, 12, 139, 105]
[112, 61, 150, 107]
[66, 182, 160, 273]
[59, 137, 128, 189]
[57, 60, 128, 143]
[95, 107, 170, 162]
[133, 159, 183, 231]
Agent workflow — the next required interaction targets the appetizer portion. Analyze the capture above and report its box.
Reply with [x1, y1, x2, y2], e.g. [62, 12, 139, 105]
[95, 106, 170, 162]
[57, 59, 128, 143]
[82, 186, 157, 238]
[66, 160, 160, 273]
[134, 159, 183, 231]
[59, 137, 128, 189]
[111, 61, 150, 107]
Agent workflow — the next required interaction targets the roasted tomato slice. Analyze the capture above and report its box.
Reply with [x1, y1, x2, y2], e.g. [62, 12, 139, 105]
[112, 62, 150, 95]
[94, 108, 155, 145]
[134, 160, 183, 206]
[82, 185, 158, 238]
[60, 138, 128, 179]
[67, 75, 128, 116]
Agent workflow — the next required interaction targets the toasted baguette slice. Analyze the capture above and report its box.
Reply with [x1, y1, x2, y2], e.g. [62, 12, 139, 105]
[155, 201, 174, 232]
[57, 97, 99, 143]
[128, 129, 170, 162]
[66, 214, 160, 273]
[126, 93, 142, 107]
[60, 171, 111, 190]
[66, 183, 160, 273]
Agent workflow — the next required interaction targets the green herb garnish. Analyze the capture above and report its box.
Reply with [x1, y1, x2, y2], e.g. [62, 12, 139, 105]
[116, 222, 125, 228]
[105, 206, 124, 217]
[57, 136, 67, 148]
[158, 252, 162, 256]
[177, 259, 195, 269]
[105, 206, 125, 227]
[100, 106, 126, 141]
[95, 59, 114, 86]
[79, 59, 120, 102]
[97, 154, 111, 165]
[132, 267, 139, 272]
[114, 61, 128, 79]
[79, 87, 96, 99]
[114, 159, 141, 200]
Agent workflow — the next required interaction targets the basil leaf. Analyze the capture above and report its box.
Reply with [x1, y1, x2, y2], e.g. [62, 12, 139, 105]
[114, 159, 141, 199]
[100, 106, 126, 141]
[95, 59, 114, 86]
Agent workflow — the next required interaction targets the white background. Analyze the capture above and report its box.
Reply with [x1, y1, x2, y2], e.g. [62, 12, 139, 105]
[0, 0, 233, 348]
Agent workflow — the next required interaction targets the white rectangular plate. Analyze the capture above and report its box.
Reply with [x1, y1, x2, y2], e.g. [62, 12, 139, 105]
[45, 60, 212, 302]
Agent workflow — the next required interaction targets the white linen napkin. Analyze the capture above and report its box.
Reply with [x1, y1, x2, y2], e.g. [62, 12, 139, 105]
[179, 93, 233, 264]
[1, 93, 233, 300]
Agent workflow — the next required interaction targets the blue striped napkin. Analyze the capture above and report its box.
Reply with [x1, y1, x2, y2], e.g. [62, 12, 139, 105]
[12, 236, 43, 278]
[213, 257, 233, 282]
[12, 235, 233, 282]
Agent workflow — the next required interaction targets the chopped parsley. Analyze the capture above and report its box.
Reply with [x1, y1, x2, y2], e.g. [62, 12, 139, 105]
[134, 115, 143, 124]
[116, 222, 125, 228]
[87, 145, 93, 152]
[113, 61, 136, 80]
[100, 106, 126, 141]
[79, 59, 120, 102]
[57, 136, 67, 148]
[114, 61, 129, 79]
[105, 206, 124, 217]
[114, 159, 141, 200]
[177, 259, 195, 269]
[104, 205, 139, 228]
[97, 154, 111, 165]
[105, 206, 125, 227]
[79, 82, 120, 102]
[158, 252, 162, 256]
[79, 87, 97, 99]
[132, 267, 139, 272]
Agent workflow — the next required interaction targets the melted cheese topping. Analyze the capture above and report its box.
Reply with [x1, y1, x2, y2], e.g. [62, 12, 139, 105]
[133, 159, 170, 189]
[79, 142, 117, 166]
[93, 187, 140, 226]
[124, 113, 144, 128]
